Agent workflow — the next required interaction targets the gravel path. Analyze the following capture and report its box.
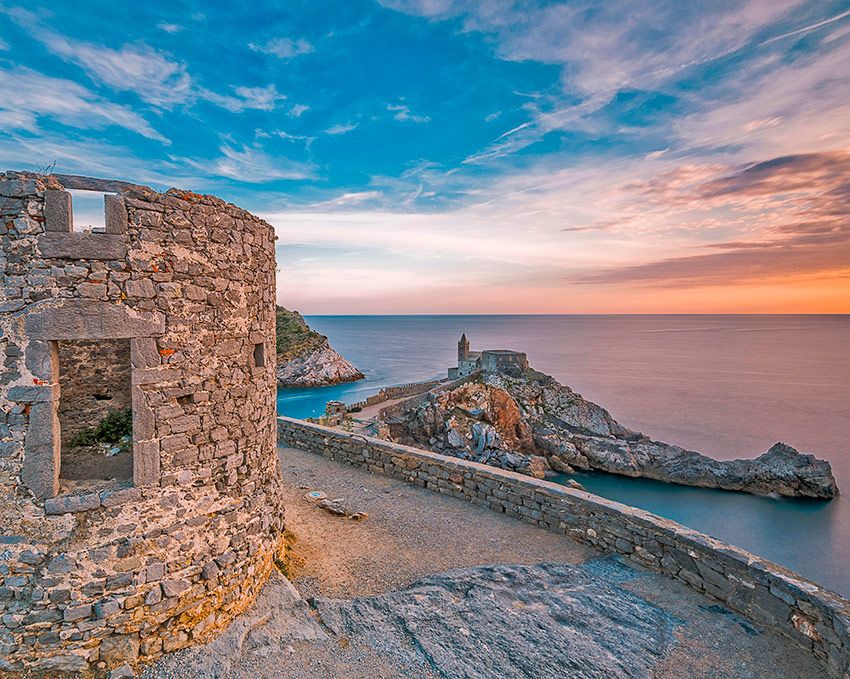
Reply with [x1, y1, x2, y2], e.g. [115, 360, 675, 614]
[144, 446, 825, 679]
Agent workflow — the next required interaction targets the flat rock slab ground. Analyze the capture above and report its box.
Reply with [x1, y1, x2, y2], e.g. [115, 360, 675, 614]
[145, 446, 826, 679]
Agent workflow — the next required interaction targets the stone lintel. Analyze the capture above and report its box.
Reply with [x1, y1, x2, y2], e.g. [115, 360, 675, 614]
[44, 189, 72, 232]
[25, 300, 165, 340]
[37, 232, 127, 260]
[53, 174, 152, 194]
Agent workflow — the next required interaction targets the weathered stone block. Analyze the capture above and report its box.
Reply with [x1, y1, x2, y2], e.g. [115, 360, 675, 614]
[133, 440, 160, 487]
[63, 603, 92, 622]
[44, 189, 72, 232]
[25, 299, 165, 339]
[7, 384, 59, 403]
[21, 401, 60, 499]
[99, 632, 140, 664]
[104, 194, 127, 234]
[38, 232, 128, 260]
[130, 338, 160, 369]
[99, 487, 142, 508]
[45, 492, 101, 514]
[161, 578, 190, 598]
[32, 654, 88, 672]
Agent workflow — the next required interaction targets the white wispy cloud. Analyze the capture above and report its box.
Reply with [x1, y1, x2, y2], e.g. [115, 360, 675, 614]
[34, 29, 192, 107]
[202, 84, 287, 112]
[189, 144, 316, 183]
[305, 191, 383, 208]
[10, 9, 285, 114]
[249, 37, 314, 58]
[157, 23, 183, 33]
[673, 33, 850, 156]
[384, 0, 850, 169]
[387, 102, 430, 123]
[290, 104, 310, 117]
[0, 66, 166, 141]
[324, 122, 358, 135]
[0, 37, 9, 51]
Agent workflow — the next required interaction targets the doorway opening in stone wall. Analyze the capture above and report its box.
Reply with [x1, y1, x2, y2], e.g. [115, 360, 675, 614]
[57, 338, 134, 491]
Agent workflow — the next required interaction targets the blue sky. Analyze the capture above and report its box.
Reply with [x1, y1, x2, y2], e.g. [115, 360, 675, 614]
[2, 1, 850, 312]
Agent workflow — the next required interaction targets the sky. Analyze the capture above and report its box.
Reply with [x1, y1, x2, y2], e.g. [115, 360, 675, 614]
[2, 1, 850, 314]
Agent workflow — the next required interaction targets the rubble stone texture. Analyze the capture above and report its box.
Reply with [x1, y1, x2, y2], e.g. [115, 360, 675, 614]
[0, 171, 285, 673]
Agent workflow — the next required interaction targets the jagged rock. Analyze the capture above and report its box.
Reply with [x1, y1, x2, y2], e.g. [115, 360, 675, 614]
[317, 498, 368, 521]
[276, 308, 364, 387]
[471, 421, 500, 452]
[312, 563, 677, 678]
[381, 367, 838, 498]
[277, 340, 364, 388]
[446, 426, 467, 449]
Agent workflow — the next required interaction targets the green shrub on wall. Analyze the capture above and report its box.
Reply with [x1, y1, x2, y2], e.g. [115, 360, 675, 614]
[70, 408, 133, 450]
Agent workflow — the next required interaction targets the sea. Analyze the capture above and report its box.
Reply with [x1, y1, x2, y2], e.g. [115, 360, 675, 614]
[277, 315, 850, 597]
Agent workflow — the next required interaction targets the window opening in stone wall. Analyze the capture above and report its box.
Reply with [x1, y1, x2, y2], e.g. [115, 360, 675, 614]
[254, 342, 265, 368]
[67, 189, 118, 233]
[58, 338, 133, 490]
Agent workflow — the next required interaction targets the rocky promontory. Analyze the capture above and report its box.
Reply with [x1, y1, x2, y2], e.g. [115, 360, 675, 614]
[276, 307, 364, 388]
[380, 367, 838, 499]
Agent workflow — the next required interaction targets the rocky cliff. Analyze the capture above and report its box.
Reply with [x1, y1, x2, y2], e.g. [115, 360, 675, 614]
[276, 308, 364, 388]
[382, 368, 838, 499]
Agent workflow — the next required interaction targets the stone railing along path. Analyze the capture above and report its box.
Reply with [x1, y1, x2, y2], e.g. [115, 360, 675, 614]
[277, 416, 850, 678]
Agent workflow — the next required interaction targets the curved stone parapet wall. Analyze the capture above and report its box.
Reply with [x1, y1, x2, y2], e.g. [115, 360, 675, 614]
[278, 416, 850, 678]
[0, 172, 284, 673]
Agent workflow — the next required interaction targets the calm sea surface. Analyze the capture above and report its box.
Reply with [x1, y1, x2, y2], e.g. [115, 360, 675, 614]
[277, 315, 850, 596]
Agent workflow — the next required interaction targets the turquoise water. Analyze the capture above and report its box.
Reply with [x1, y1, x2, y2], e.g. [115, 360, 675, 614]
[278, 315, 850, 596]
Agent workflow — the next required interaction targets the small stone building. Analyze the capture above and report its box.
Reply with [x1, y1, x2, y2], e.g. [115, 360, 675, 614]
[0, 171, 285, 672]
[448, 334, 528, 378]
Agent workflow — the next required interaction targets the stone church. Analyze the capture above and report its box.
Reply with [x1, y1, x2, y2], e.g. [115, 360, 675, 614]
[448, 334, 528, 378]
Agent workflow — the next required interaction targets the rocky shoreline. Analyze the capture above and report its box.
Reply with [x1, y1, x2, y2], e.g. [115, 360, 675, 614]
[277, 338, 364, 388]
[372, 367, 838, 499]
[276, 308, 364, 388]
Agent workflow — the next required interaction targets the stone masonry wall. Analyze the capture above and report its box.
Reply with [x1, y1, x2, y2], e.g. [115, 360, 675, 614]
[0, 171, 284, 674]
[278, 416, 850, 678]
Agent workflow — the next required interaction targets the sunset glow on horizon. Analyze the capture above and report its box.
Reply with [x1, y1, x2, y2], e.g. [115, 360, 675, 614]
[2, 2, 849, 313]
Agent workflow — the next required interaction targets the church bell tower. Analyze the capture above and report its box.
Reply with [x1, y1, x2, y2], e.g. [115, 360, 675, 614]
[458, 333, 470, 361]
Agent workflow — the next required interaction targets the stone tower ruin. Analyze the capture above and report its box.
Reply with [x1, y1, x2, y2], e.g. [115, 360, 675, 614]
[0, 171, 285, 673]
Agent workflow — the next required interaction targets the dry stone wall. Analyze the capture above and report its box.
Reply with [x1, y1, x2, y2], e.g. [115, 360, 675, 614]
[0, 171, 284, 674]
[278, 416, 850, 678]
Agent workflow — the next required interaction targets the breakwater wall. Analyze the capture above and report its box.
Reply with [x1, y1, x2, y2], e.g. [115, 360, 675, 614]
[375, 372, 481, 422]
[346, 379, 444, 412]
[277, 415, 850, 677]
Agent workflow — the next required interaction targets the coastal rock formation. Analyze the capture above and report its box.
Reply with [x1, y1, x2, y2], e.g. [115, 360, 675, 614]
[149, 564, 677, 679]
[313, 563, 677, 678]
[276, 307, 364, 387]
[385, 368, 838, 498]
